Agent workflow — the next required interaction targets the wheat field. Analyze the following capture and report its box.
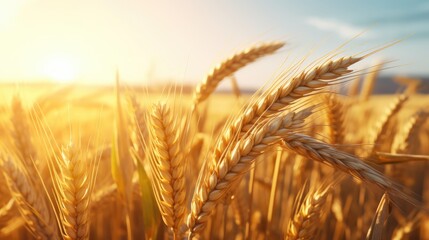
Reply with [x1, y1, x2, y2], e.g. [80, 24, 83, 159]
[0, 41, 428, 240]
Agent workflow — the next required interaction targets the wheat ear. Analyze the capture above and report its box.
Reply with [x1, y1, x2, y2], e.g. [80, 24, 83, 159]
[211, 56, 362, 172]
[287, 183, 333, 240]
[51, 144, 96, 240]
[392, 110, 429, 153]
[370, 95, 408, 153]
[187, 106, 316, 237]
[0, 156, 57, 240]
[325, 94, 345, 144]
[148, 102, 187, 238]
[280, 133, 420, 206]
[10, 96, 38, 176]
[193, 41, 285, 107]
[360, 62, 383, 101]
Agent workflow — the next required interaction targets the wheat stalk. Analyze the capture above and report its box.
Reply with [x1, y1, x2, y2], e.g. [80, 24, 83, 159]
[193, 41, 285, 107]
[128, 94, 148, 162]
[0, 199, 15, 226]
[366, 193, 391, 240]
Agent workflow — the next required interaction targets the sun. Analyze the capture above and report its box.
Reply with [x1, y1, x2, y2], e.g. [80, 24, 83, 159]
[42, 56, 78, 83]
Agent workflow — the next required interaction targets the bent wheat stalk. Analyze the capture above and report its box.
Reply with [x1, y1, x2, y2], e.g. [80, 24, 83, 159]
[193, 41, 285, 107]
[280, 133, 420, 206]
[187, 106, 316, 237]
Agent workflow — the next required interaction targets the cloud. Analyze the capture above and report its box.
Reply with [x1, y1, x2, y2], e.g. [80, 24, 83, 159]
[366, 11, 429, 25]
[306, 17, 369, 39]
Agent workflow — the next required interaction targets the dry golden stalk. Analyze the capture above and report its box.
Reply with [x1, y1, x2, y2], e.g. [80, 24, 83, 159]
[53, 144, 95, 240]
[187, 106, 316, 237]
[193, 41, 285, 107]
[0, 157, 57, 240]
[360, 62, 383, 101]
[212, 56, 362, 169]
[0, 199, 15, 225]
[280, 133, 419, 206]
[128, 95, 148, 162]
[347, 75, 361, 97]
[366, 193, 391, 240]
[394, 76, 421, 95]
[287, 183, 333, 240]
[392, 110, 429, 153]
[148, 102, 188, 237]
[325, 94, 345, 144]
[392, 211, 422, 240]
[374, 152, 429, 164]
[229, 75, 241, 100]
[370, 95, 408, 154]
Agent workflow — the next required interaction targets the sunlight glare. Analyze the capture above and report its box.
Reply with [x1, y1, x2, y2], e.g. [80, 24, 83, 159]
[42, 56, 78, 83]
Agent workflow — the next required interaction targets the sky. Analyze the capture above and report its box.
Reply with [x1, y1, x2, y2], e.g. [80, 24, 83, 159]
[0, 0, 428, 88]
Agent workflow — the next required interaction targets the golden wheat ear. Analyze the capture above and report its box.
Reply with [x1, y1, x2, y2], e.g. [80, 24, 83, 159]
[49, 143, 98, 240]
[324, 94, 345, 144]
[147, 101, 190, 238]
[192, 41, 285, 109]
[211, 55, 363, 173]
[280, 133, 423, 209]
[287, 180, 334, 239]
[0, 156, 58, 240]
[391, 110, 429, 154]
[369, 95, 408, 154]
[10, 95, 39, 177]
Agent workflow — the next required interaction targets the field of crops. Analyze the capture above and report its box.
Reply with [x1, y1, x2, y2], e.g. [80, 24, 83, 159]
[0, 42, 428, 240]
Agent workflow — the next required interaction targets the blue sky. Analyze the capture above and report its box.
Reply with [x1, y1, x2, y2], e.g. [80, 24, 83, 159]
[0, 0, 428, 88]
